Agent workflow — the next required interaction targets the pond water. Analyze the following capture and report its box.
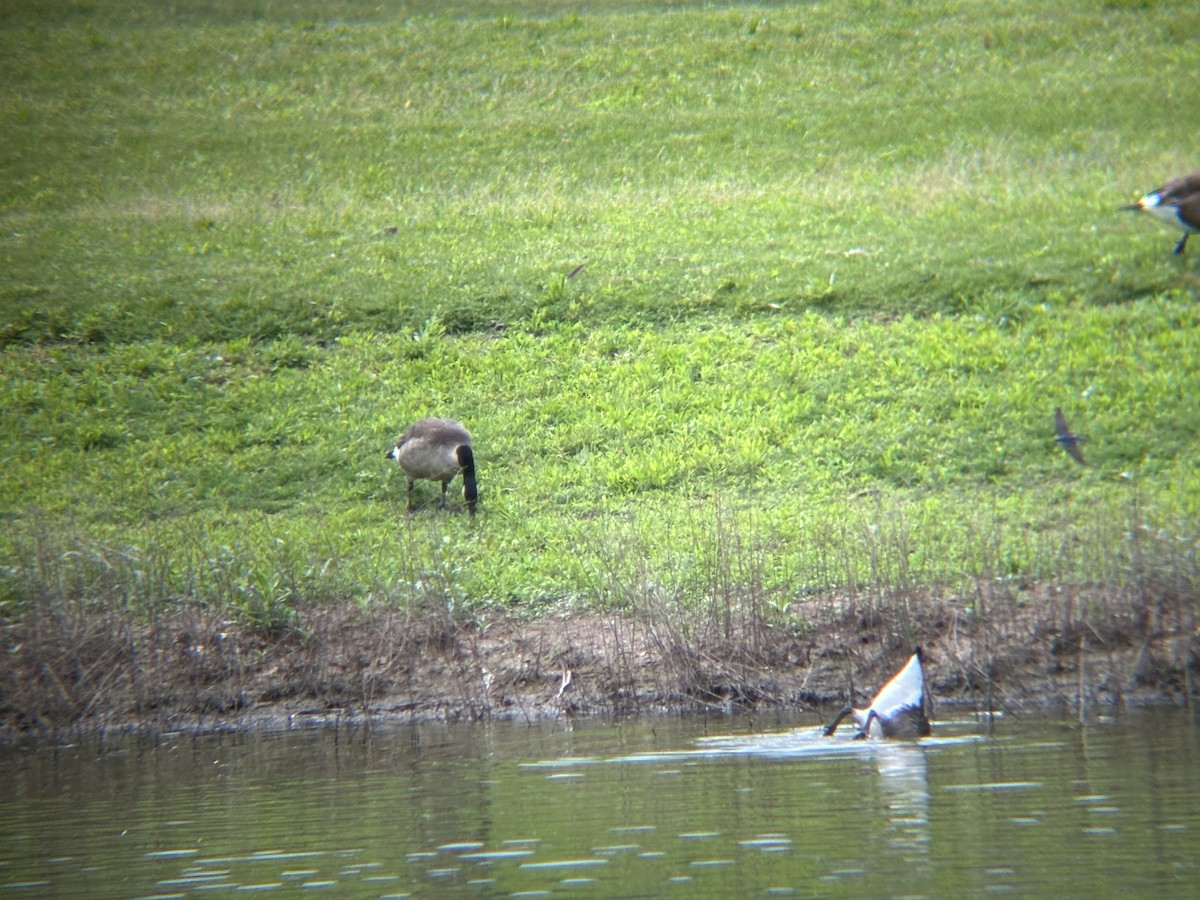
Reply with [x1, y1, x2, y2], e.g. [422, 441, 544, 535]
[2, 708, 1198, 898]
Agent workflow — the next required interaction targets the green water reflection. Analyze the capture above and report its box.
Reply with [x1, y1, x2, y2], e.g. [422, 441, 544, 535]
[1, 709, 1197, 897]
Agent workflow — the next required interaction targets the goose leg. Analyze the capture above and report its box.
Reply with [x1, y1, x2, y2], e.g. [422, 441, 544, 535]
[406, 478, 417, 513]
[1174, 233, 1190, 255]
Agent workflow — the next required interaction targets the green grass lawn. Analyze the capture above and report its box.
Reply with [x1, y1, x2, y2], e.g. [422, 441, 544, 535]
[2, 0, 1198, 631]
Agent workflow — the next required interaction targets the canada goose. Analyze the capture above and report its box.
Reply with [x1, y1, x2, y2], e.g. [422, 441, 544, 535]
[386, 417, 478, 516]
[1120, 170, 1200, 254]
[1054, 407, 1086, 465]
[823, 649, 931, 740]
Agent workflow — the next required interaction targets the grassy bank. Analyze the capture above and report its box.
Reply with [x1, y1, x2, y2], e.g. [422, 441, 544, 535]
[2, 0, 1199, 733]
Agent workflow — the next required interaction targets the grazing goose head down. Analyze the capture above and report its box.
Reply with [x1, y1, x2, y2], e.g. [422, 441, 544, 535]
[1120, 169, 1200, 255]
[386, 417, 478, 516]
[823, 648, 931, 740]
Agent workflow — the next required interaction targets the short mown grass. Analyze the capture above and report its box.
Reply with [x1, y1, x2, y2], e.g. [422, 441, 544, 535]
[2, 0, 1200, 729]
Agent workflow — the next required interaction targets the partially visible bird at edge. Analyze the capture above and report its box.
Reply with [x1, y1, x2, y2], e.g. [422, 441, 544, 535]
[1120, 169, 1200, 255]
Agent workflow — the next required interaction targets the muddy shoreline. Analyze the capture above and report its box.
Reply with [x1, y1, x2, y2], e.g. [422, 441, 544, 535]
[3, 583, 1198, 745]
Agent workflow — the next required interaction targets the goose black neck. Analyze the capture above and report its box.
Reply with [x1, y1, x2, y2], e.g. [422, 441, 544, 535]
[457, 445, 478, 514]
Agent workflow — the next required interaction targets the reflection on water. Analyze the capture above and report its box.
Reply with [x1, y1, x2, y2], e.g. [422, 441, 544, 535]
[874, 742, 930, 867]
[1, 709, 1197, 897]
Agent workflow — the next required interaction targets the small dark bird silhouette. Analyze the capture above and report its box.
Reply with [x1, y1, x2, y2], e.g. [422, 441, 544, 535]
[1054, 408, 1086, 465]
[1120, 170, 1200, 255]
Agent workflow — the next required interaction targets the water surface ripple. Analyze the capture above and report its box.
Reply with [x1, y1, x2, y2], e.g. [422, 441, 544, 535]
[2, 709, 1197, 897]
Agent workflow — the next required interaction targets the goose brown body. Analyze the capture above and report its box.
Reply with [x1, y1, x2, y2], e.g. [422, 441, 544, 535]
[386, 417, 478, 515]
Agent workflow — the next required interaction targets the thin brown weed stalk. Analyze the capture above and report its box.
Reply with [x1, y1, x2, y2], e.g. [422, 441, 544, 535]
[582, 503, 800, 708]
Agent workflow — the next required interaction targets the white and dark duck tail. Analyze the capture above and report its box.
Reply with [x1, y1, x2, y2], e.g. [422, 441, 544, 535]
[823, 648, 931, 740]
